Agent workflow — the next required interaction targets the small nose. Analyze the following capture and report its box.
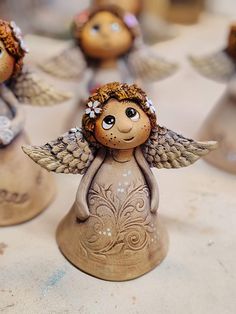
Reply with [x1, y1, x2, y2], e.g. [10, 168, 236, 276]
[101, 25, 110, 37]
[117, 119, 133, 133]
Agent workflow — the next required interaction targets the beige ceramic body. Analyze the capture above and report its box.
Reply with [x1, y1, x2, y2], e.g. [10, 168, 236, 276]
[199, 89, 236, 174]
[56, 149, 168, 281]
[0, 132, 56, 226]
[57, 207, 168, 281]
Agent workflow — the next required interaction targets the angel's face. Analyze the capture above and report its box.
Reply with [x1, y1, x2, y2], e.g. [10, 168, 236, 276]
[94, 98, 151, 149]
[80, 11, 133, 60]
[0, 40, 15, 83]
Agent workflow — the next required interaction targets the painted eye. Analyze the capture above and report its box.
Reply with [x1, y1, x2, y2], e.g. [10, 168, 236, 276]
[126, 107, 140, 121]
[111, 22, 120, 32]
[102, 115, 115, 130]
[91, 24, 100, 35]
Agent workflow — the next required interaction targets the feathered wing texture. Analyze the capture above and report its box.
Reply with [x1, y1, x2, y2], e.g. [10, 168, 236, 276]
[7, 67, 71, 106]
[189, 51, 236, 82]
[39, 45, 87, 79]
[22, 128, 96, 174]
[127, 46, 178, 82]
[142, 125, 217, 169]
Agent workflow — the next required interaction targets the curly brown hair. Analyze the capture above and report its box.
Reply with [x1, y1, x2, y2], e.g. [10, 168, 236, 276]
[71, 5, 140, 62]
[0, 20, 26, 77]
[82, 82, 157, 143]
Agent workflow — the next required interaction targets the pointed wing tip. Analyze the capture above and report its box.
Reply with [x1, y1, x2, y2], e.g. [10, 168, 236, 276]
[22, 145, 33, 155]
[198, 140, 218, 152]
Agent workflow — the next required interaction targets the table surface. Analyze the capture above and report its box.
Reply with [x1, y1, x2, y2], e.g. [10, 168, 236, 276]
[1, 13, 236, 314]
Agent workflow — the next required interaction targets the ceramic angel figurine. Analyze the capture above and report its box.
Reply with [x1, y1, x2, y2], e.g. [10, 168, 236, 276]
[189, 24, 236, 174]
[23, 82, 216, 281]
[0, 19, 70, 226]
[40, 6, 178, 96]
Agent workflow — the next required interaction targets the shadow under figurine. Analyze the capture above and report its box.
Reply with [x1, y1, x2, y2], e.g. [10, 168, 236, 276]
[39, 5, 178, 127]
[0, 19, 70, 226]
[189, 24, 236, 174]
[23, 82, 216, 281]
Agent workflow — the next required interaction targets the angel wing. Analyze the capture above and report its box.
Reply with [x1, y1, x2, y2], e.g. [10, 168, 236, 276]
[127, 46, 178, 82]
[142, 125, 217, 169]
[22, 128, 96, 174]
[39, 44, 86, 79]
[7, 67, 71, 106]
[189, 51, 236, 82]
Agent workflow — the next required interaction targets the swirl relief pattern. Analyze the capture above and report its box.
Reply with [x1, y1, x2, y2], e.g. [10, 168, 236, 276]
[79, 182, 158, 260]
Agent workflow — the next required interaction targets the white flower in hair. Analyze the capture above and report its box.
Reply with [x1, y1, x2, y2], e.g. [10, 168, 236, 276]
[85, 101, 102, 118]
[10, 21, 29, 53]
[0, 116, 14, 145]
[145, 97, 156, 114]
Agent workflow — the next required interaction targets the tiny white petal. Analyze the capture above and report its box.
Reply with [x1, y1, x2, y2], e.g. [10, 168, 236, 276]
[89, 111, 95, 118]
[87, 101, 93, 108]
[93, 101, 100, 108]
[85, 108, 91, 114]
[94, 108, 101, 114]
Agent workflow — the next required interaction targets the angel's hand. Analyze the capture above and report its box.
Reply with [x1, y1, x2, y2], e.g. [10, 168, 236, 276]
[74, 200, 90, 221]
[0, 116, 14, 146]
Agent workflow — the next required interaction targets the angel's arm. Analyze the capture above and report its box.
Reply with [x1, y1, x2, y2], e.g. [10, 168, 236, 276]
[135, 147, 159, 213]
[142, 125, 217, 169]
[189, 51, 236, 82]
[39, 44, 87, 80]
[7, 67, 71, 106]
[75, 148, 106, 221]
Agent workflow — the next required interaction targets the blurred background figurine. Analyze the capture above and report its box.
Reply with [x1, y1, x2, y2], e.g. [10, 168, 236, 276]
[189, 24, 236, 174]
[0, 19, 70, 226]
[92, 0, 176, 43]
[39, 5, 178, 127]
[23, 82, 216, 281]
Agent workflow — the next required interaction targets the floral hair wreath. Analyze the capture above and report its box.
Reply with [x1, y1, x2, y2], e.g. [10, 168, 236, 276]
[9, 21, 29, 53]
[85, 97, 156, 119]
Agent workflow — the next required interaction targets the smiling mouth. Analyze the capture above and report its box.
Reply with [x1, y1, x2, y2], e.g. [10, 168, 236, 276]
[123, 137, 134, 142]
